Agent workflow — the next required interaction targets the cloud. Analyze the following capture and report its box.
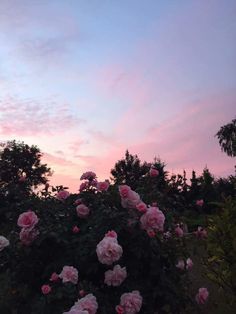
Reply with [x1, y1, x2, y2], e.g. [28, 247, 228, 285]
[0, 96, 85, 136]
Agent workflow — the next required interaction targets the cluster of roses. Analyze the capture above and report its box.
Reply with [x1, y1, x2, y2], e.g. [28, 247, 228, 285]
[79, 171, 110, 193]
[96, 230, 142, 314]
[17, 210, 39, 246]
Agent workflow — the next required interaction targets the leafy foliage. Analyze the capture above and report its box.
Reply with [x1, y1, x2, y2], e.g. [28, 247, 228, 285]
[215, 118, 236, 157]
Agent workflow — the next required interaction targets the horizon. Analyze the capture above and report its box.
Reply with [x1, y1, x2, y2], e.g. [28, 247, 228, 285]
[0, 0, 235, 192]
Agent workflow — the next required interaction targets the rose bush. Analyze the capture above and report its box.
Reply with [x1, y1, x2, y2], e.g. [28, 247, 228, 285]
[0, 156, 213, 313]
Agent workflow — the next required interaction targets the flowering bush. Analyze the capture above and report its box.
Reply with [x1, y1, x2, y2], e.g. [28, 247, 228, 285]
[0, 166, 209, 313]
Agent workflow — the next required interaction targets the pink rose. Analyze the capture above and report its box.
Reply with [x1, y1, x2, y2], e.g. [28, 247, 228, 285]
[119, 185, 131, 198]
[136, 202, 147, 213]
[175, 226, 184, 237]
[79, 181, 89, 192]
[105, 230, 117, 238]
[59, 266, 78, 284]
[119, 291, 142, 314]
[140, 207, 165, 232]
[121, 190, 141, 209]
[41, 284, 51, 295]
[195, 287, 209, 304]
[0, 236, 9, 251]
[80, 171, 96, 180]
[96, 235, 123, 265]
[104, 265, 127, 286]
[67, 294, 98, 314]
[17, 211, 39, 229]
[74, 198, 82, 205]
[72, 226, 80, 234]
[56, 190, 70, 201]
[186, 258, 193, 270]
[196, 199, 204, 207]
[19, 227, 39, 246]
[176, 259, 185, 270]
[194, 226, 207, 239]
[76, 204, 90, 218]
[50, 272, 60, 282]
[97, 181, 110, 192]
[149, 168, 159, 177]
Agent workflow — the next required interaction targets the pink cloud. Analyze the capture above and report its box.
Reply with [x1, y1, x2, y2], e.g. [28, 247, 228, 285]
[0, 96, 85, 136]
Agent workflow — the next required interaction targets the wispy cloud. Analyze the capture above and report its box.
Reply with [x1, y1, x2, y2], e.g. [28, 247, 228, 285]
[0, 96, 85, 136]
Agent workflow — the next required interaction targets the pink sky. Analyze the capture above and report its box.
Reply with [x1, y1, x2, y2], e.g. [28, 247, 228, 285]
[0, 0, 235, 191]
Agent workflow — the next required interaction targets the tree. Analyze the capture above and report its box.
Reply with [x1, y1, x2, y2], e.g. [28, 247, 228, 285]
[216, 118, 236, 157]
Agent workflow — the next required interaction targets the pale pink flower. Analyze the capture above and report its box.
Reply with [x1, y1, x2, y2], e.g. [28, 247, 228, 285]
[136, 202, 147, 213]
[41, 284, 51, 295]
[105, 230, 117, 238]
[119, 291, 142, 314]
[195, 287, 209, 304]
[50, 272, 60, 282]
[72, 294, 98, 314]
[186, 258, 193, 270]
[79, 181, 89, 192]
[194, 226, 207, 239]
[80, 171, 96, 180]
[17, 211, 39, 229]
[19, 227, 39, 246]
[0, 236, 9, 251]
[76, 204, 90, 218]
[149, 168, 159, 177]
[104, 265, 127, 286]
[64, 310, 88, 314]
[59, 266, 78, 284]
[175, 226, 184, 237]
[119, 185, 131, 198]
[176, 259, 185, 270]
[97, 181, 110, 192]
[121, 190, 141, 209]
[72, 226, 80, 233]
[196, 199, 204, 207]
[140, 207, 165, 232]
[56, 190, 70, 201]
[96, 235, 123, 265]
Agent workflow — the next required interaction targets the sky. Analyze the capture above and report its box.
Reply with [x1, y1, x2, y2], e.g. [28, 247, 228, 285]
[0, 0, 235, 191]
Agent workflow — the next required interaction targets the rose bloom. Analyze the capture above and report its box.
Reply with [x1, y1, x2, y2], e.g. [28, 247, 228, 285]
[140, 207, 165, 232]
[80, 171, 96, 180]
[176, 259, 185, 270]
[56, 189, 70, 201]
[59, 266, 78, 284]
[118, 185, 131, 198]
[136, 202, 147, 213]
[50, 272, 60, 282]
[19, 227, 39, 246]
[149, 168, 159, 177]
[175, 226, 184, 237]
[41, 284, 51, 295]
[104, 265, 127, 286]
[186, 258, 193, 270]
[119, 291, 142, 314]
[79, 181, 89, 192]
[72, 226, 80, 234]
[0, 236, 9, 251]
[194, 226, 207, 239]
[121, 190, 141, 209]
[66, 294, 98, 314]
[96, 235, 123, 265]
[17, 211, 39, 229]
[195, 287, 209, 304]
[96, 180, 110, 192]
[76, 204, 90, 218]
[196, 199, 204, 207]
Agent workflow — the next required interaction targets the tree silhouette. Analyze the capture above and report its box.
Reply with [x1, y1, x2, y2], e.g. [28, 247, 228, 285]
[216, 118, 236, 157]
